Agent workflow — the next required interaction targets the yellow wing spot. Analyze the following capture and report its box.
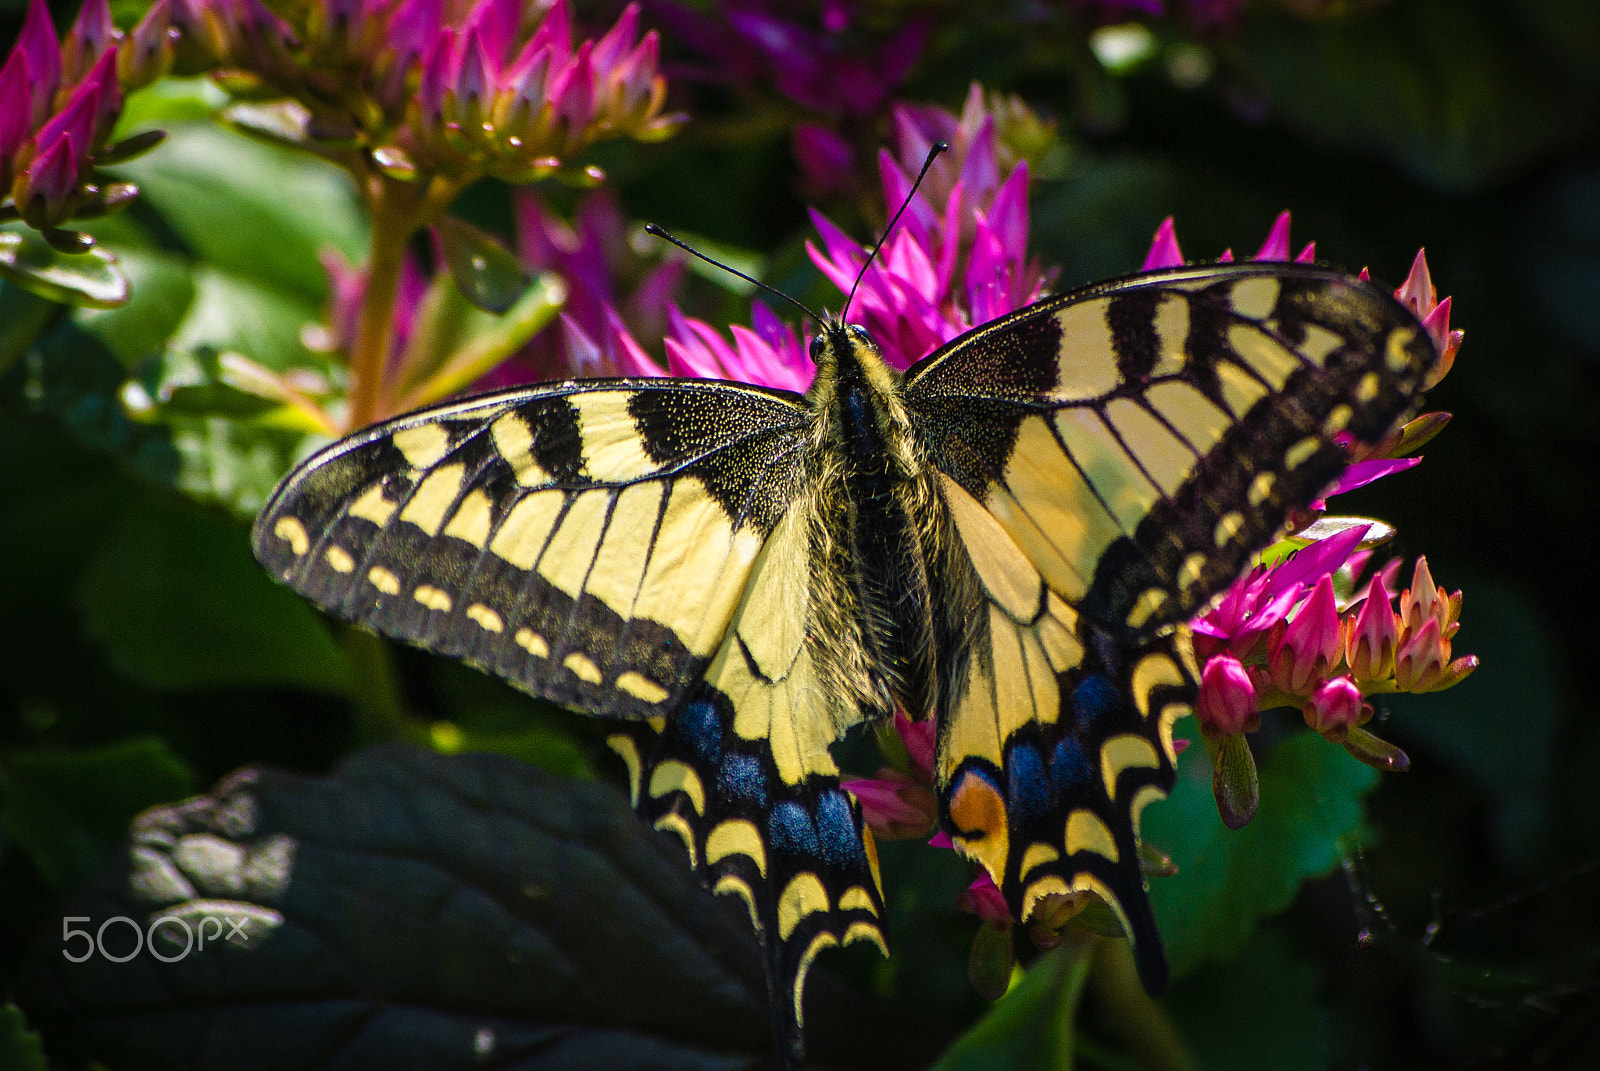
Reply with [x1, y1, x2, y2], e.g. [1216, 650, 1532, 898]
[571, 392, 657, 481]
[514, 628, 549, 658]
[778, 872, 830, 942]
[466, 603, 503, 632]
[947, 771, 1010, 884]
[648, 760, 706, 815]
[843, 921, 888, 956]
[393, 422, 451, 468]
[1214, 359, 1270, 418]
[273, 517, 309, 556]
[1177, 552, 1207, 590]
[348, 484, 397, 526]
[1021, 874, 1073, 924]
[1020, 842, 1059, 879]
[398, 464, 465, 536]
[443, 489, 494, 548]
[616, 670, 669, 704]
[1100, 733, 1162, 800]
[714, 874, 759, 930]
[1323, 403, 1353, 436]
[941, 467, 1050, 623]
[537, 490, 609, 598]
[1248, 471, 1276, 507]
[489, 490, 564, 570]
[325, 545, 355, 573]
[413, 584, 452, 612]
[706, 819, 767, 875]
[1385, 326, 1418, 372]
[1131, 652, 1184, 718]
[1214, 511, 1246, 547]
[838, 886, 876, 914]
[793, 931, 839, 1029]
[1285, 435, 1322, 471]
[1125, 587, 1169, 631]
[368, 566, 401, 595]
[1036, 595, 1085, 674]
[1050, 299, 1121, 400]
[490, 411, 548, 486]
[862, 823, 884, 898]
[606, 734, 643, 805]
[562, 651, 603, 684]
[1227, 323, 1301, 388]
[1149, 293, 1190, 377]
[1130, 783, 1168, 832]
[1356, 370, 1381, 403]
[1158, 699, 1191, 764]
[1229, 275, 1281, 320]
[1300, 323, 1344, 364]
[1065, 809, 1120, 863]
[653, 813, 697, 867]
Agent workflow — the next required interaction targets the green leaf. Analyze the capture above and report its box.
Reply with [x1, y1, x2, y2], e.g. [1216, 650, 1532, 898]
[112, 122, 367, 301]
[1165, 926, 1329, 1071]
[0, 1004, 48, 1071]
[74, 246, 198, 368]
[15, 746, 940, 1071]
[931, 942, 1093, 1071]
[436, 215, 533, 314]
[0, 282, 62, 377]
[1386, 573, 1563, 868]
[1143, 728, 1379, 979]
[77, 492, 353, 693]
[0, 225, 130, 309]
[0, 737, 193, 893]
[165, 265, 322, 372]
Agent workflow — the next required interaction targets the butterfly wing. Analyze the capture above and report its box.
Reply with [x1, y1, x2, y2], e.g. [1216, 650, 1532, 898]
[253, 379, 806, 718]
[605, 494, 887, 1067]
[252, 378, 884, 1066]
[904, 263, 1439, 985]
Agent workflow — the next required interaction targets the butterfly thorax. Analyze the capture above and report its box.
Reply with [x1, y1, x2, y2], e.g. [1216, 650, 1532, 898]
[799, 322, 947, 723]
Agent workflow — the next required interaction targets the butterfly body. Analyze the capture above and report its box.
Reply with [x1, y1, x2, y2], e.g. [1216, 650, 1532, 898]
[252, 263, 1438, 1068]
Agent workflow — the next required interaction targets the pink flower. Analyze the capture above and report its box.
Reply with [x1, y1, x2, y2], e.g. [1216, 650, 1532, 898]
[1197, 652, 1258, 736]
[1302, 676, 1367, 743]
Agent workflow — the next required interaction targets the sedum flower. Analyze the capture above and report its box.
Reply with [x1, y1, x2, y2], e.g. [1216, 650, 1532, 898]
[1, 0, 171, 246]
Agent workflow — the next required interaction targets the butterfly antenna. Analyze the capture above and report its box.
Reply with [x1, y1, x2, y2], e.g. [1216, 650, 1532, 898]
[842, 140, 949, 322]
[644, 224, 823, 326]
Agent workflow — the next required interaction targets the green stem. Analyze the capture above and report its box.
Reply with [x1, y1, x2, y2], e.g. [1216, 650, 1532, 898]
[338, 625, 427, 747]
[1088, 940, 1198, 1071]
[344, 186, 410, 431]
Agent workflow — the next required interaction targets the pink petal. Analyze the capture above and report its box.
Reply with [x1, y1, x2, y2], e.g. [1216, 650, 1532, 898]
[1324, 456, 1422, 498]
[1142, 217, 1185, 270]
[1253, 211, 1291, 261]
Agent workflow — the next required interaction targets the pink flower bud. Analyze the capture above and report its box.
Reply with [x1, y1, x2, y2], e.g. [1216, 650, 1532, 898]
[957, 872, 1012, 926]
[842, 770, 938, 840]
[121, 0, 177, 91]
[16, 131, 80, 228]
[1345, 573, 1399, 684]
[1302, 675, 1366, 743]
[1394, 615, 1445, 692]
[1270, 574, 1342, 696]
[63, 0, 116, 86]
[15, 0, 60, 129]
[0, 50, 35, 165]
[1401, 556, 1440, 635]
[1141, 216, 1185, 270]
[1197, 652, 1258, 736]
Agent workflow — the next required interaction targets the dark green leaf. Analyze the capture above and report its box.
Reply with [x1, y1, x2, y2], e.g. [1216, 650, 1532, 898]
[15, 746, 940, 1071]
[436, 215, 533, 314]
[1143, 728, 1378, 979]
[74, 247, 197, 368]
[163, 265, 322, 372]
[0, 283, 62, 377]
[931, 941, 1092, 1071]
[0, 226, 130, 309]
[0, 737, 193, 893]
[77, 493, 353, 693]
[0, 1004, 48, 1071]
[112, 123, 367, 301]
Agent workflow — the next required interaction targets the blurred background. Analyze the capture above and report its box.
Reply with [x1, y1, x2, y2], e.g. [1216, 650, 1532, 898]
[1, 0, 1598, 1068]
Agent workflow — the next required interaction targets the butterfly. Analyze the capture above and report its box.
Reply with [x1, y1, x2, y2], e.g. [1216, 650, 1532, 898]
[253, 259, 1437, 1068]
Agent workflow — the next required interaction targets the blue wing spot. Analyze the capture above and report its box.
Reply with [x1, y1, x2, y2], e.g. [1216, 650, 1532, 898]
[1072, 674, 1123, 730]
[1006, 742, 1051, 823]
[814, 791, 862, 868]
[718, 753, 768, 807]
[768, 801, 821, 858]
[1051, 737, 1094, 797]
[675, 699, 723, 764]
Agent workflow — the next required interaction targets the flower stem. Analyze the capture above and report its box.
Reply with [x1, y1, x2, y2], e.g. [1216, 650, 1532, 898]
[1088, 939, 1198, 1071]
[344, 187, 411, 431]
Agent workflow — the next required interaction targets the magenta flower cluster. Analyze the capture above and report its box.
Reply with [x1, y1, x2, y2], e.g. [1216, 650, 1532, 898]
[1, 0, 174, 238]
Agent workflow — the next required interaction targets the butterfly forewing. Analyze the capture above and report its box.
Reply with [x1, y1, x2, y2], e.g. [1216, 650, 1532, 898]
[905, 263, 1437, 641]
[253, 379, 809, 718]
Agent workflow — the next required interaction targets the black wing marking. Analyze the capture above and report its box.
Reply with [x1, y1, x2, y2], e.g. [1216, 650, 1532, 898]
[252, 379, 808, 718]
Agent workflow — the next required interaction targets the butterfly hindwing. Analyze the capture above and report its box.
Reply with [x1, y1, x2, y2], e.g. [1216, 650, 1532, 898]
[906, 263, 1438, 639]
[907, 263, 1437, 989]
[252, 379, 809, 717]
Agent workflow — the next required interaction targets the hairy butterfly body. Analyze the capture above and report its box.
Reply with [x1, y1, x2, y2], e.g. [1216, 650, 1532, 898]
[253, 262, 1438, 1068]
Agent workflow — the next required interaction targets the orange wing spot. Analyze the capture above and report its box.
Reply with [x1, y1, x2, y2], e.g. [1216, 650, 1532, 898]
[947, 769, 1011, 882]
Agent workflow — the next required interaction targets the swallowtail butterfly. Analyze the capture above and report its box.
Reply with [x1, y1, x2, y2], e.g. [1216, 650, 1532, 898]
[254, 250, 1436, 1066]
